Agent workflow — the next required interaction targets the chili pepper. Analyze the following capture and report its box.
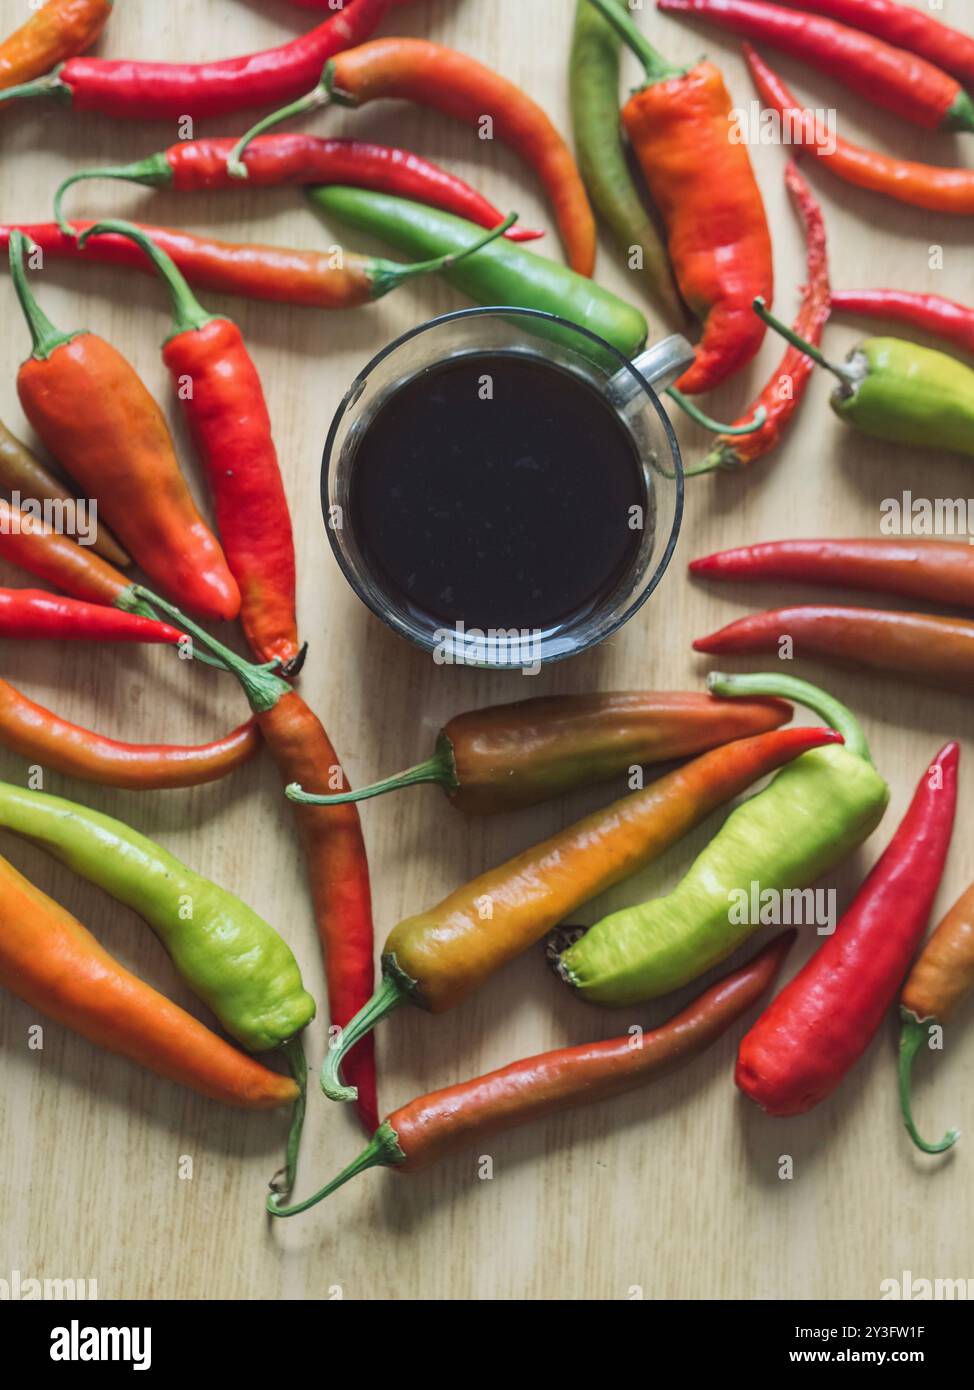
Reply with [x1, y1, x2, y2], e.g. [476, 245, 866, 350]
[0, 851, 299, 1110]
[0, 587, 180, 644]
[899, 879, 974, 1153]
[0, 781, 317, 1190]
[660, 0, 974, 133]
[127, 588, 379, 1134]
[0, 680, 259, 790]
[559, 673, 888, 1007]
[0, 496, 145, 611]
[830, 290, 974, 360]
[586, 0, 773, 394]
[693, 605, 974, 692]
[7, 232, 239, 622]
[227, 38, 597, 277]
[0, 0, 393, 119]
[308, 187, 648, 357]
[77, 219, 297, 671]
[755, 296, 974, 458]
[691, 538, 974, 610]
[693, 161, 830, 475]
[0, 220, 519, 313]
[570, 0, 682, 321]
[746, 46, 974, 215]
[772, 0, 974, 92]
[0, 0, 111, 93]
[289, 689, 792, 814]
[269, 932, 794, 1217]
[738, 743, 958, 1118]
[0, 417, 128, 566]
[299, 721, 839, 1105]
[54, 135, 542, 243]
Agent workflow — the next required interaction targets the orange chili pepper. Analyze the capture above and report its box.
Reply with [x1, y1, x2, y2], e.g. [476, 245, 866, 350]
[0, 496, 135, 608]
[0, 0, 111, 94]
[0, 679, 260, 790]
[227, 37, 597, 277]
[0, 851, 298, 1110]
[746, 44, 974, 216]
[7, 232, 240, 623]
[588, 0, 773, 393]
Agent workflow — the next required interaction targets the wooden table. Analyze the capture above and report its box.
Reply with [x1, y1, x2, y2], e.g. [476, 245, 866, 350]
[1, 0, 971, 1301]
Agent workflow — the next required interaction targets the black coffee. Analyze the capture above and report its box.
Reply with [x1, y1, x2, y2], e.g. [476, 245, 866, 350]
[348, 351, 647, 633]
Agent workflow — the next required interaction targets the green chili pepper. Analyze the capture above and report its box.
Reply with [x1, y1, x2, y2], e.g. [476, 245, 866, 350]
[308, 184, 649, 359]
[0, 780, 315, 1053]
[558, 673, 889, 1006]
[755, 297, 974, 459]
[570, 0, 683, 323]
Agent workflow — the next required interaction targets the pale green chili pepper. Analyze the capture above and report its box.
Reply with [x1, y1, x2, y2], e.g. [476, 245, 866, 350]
[0, 780, 315, 1189]
[558, 673, 889, 1006]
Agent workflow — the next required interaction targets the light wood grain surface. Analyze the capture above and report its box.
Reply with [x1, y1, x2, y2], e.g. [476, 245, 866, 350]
[0, 0, 971, 1301]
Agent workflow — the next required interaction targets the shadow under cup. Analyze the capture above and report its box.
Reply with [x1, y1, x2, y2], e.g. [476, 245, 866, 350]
[323, 307, 687, 669]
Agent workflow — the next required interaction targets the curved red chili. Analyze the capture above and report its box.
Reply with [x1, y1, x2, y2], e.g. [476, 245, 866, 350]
[0, 0, 396, 119]
[737, 743, 959, 1117]
[830, 289, 974, 359]
[54, 136, 541, 243]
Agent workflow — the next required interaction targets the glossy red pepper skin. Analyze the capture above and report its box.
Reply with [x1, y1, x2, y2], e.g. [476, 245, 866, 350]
[659, 0, 974, 132]
[693, 605, 974, 692]
[690, 538, 974, 610]
[772, 0, 974, 90]
[698, 161, 829, 472]
[737, 743, 958, 1117]
[163, 318, 298, 670]
[85, 136, 541, 242]
[831, 290, 974, 360]
[0, 588, 181, 644]
[25, 0, 394, 119]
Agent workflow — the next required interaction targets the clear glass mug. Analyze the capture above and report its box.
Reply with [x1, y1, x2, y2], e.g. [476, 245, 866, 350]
[322, 306, 693, 669]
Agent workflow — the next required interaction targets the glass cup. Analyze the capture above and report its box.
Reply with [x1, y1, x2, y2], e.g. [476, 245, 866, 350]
[322, 306, 692, 669]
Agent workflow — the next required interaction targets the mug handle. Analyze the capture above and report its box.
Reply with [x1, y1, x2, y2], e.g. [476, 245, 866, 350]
[607, 334, 696, 411]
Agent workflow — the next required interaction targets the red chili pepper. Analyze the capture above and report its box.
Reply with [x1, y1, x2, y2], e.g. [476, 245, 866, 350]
[693, 605, 974, 691]
[693, 161, 829, 474]
[0, 681, 260, 791]
[7, 232, 239, 624]
[228, 37, 597, 276]
[78, 220, 299, 671]
[660, 0, 974, 132]
[0, 0, 395, 119]
[746, 45, 974, 215]
[771, 0, 974, 92]
[737, 742, 959, 1117]
[831, 289, 974, 359]
[0, 222, 501, 312]
[0, 588, 181, 644]
[690, 538, 974, 610]
[54, 136, 541, 243]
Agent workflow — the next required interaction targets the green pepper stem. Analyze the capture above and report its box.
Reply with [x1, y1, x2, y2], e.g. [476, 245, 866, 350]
[123, 585, 289, 713]
[0, 65, 72, 108]
[77, 219, 217, 339]
[267, 1121, 405, 1218]
[367, 213, 518, 299]
[54, 154, 172, 238]
[269, 1035, 309, 1199]
[587, 0, 684, 83]
[227, 62, 337, 179]
[944, 89, 974, 135]
[321, 973, 409, 1103]
[8, 230, 82, 361]
[287, 749, 453, 807]
[898, 1011, 960, 1156]
[753, 296, 856, 392]
[666, 388, 768, 437]
[707, 670, 872, 764]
